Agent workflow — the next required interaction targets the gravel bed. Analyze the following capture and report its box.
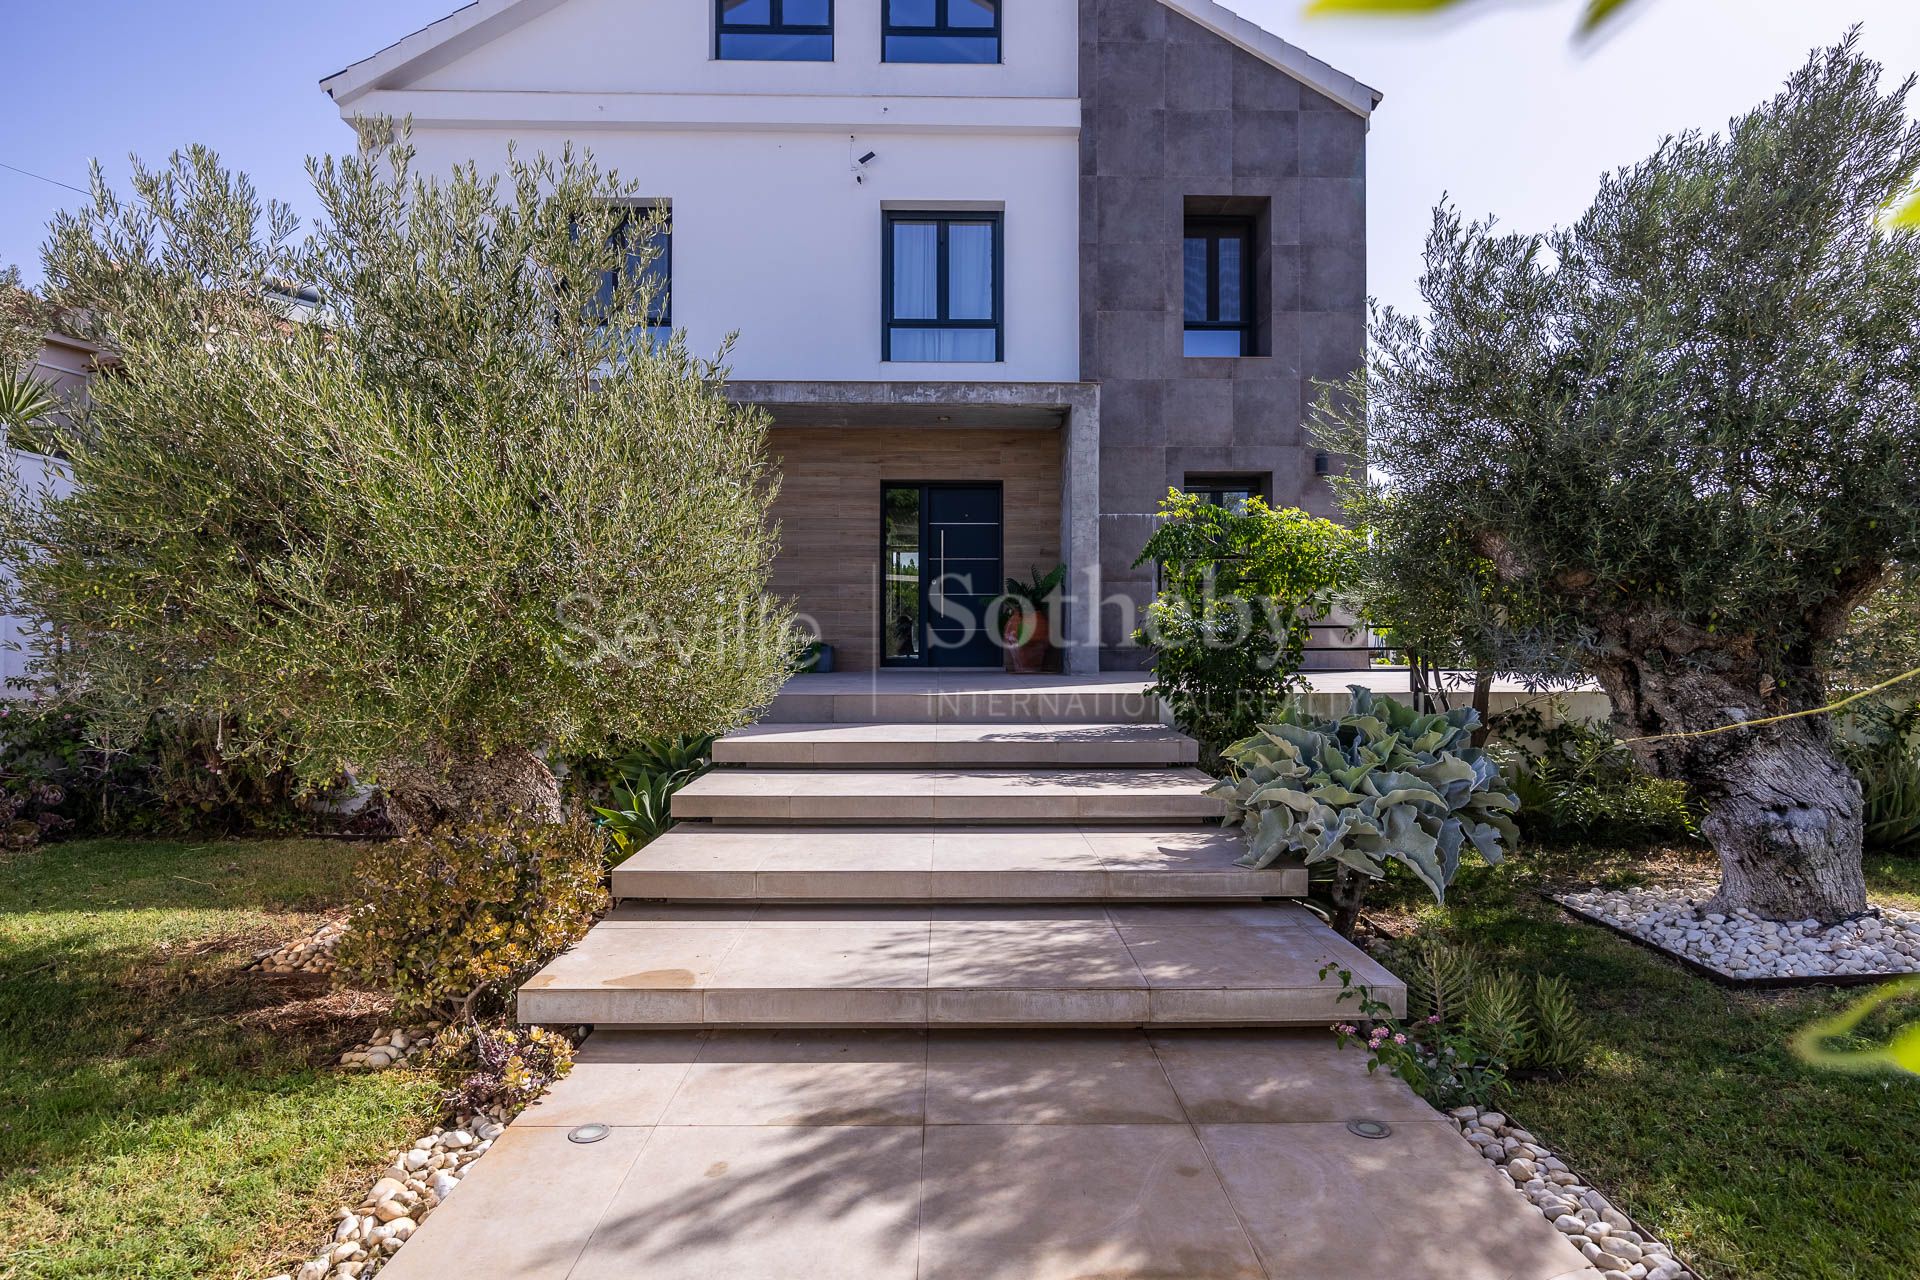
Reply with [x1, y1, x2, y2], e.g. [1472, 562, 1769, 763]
[264, 1114, 505, 1280]
[1450, 1105, 1692, 1280]
[251, 919, 347, 975]
[337, 1023, 443, 1071]
[1557, 886, 1920, 981]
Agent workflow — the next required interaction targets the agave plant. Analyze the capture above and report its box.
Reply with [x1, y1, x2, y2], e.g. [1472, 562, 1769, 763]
[1209, 685, 1521, 906]
[0, 370, 58, 433]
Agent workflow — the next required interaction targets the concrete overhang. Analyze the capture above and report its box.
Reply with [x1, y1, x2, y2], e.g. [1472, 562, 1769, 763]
[726, 380, 1096, 430]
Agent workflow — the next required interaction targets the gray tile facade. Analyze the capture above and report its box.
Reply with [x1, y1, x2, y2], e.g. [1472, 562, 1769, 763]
[1080, 0, 1368, 668]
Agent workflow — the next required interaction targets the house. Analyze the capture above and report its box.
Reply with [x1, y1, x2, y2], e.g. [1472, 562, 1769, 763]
[322, 0, 1379, 674]
[1, 330, 96, 692]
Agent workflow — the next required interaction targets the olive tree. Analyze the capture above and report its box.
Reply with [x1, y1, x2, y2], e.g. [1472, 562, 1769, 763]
[0, 138, 796, 831]
[1313, 37, 1920, 922]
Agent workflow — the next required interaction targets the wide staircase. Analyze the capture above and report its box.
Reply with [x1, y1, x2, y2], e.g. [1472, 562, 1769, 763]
[381, 679, 1611, 1280]
[520, 675, 1402, 1029]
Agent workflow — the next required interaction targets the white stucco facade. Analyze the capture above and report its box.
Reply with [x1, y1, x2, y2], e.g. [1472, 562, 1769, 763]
[330, 0, 1084, 383]
[400, 126, 1079, 381]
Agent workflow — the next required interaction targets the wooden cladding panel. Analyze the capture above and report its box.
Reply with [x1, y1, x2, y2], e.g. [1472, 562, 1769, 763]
[768, 427, 1063, 672]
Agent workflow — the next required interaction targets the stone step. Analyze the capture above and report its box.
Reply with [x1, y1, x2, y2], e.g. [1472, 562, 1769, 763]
[713, 722, 1199, 769]
[763, 674, 1161, 725]
[671, 768, 1225, 826]
[517, 904, 1404, 1029]
[612, 826, 1304, 902]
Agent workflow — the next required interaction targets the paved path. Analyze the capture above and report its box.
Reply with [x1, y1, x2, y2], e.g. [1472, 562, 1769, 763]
[380, 1028, 1601, 1280]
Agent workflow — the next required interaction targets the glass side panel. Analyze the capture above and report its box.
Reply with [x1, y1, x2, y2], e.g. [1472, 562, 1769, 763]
[946, 222, 995, 320]
[950, 0, 997, 27]
[889, 327, 997, 362]
[1217, 236, 1243, 323]
[1184, 327, 1245, 358]
[885, 33, 997, 62]
[717, 31, 832, 58]
[1183, 237, 1209, 323]
[886, 0, 937, 25]
[882, 486, 921, 663]
[891, 222, 939, 320]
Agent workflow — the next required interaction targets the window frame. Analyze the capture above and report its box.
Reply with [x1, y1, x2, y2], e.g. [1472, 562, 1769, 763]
[882, 0, 1002, 65]
[1183, 216, 1255, 357]
[1182, 473, 1269, 511]
[881, 210, 1005, 364]
[715, 0, 835, 61]
[596, 204, 672, 336]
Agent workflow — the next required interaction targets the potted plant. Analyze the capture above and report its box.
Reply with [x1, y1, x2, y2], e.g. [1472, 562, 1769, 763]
[1000, 564, 1065, 674]
[795, 639, 835, 674]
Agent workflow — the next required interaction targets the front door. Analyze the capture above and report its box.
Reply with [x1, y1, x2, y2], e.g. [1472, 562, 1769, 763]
[881, 483, 1004, 667]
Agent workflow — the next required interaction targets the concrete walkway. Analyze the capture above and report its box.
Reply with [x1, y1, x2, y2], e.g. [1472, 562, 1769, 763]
[379, 1029, 1601, 1280]
[382, 675, 1599, 1278]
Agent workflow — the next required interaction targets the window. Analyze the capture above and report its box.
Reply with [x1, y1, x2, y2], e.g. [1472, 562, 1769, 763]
[1184, 217, 1254, 357]
[716, 0, 833, 61]
[883, 211, 1002, 362]
[1183, 474, 1268, 512]
[593, 207, 671, 342]
[883, 0, 1000, 64]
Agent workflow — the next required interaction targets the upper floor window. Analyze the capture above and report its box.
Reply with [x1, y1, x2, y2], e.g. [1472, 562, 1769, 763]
[594, 207, 671, 342]
[1184, 217, 1253, 357]
[884, 211, 1002, 362]
[717, 0, 833, 61]
[883, 0, 1000, 64]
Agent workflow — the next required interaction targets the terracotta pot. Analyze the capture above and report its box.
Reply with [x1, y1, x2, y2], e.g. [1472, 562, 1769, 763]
[1003, 608, 1050, 674]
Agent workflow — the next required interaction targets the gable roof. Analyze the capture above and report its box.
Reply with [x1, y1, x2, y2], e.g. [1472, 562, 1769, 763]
[321, 0, 1381, 119]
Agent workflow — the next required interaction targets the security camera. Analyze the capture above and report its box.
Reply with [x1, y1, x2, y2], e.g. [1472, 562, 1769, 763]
[858, 151, 878, 165]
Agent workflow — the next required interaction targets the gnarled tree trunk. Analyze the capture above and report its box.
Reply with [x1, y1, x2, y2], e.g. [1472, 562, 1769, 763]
[1593, 625, 1866, 924]
[377, 744, 564, 836]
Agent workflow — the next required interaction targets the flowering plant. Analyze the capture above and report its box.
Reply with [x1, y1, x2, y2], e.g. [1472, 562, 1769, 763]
[1320, 962, 1511, 1108]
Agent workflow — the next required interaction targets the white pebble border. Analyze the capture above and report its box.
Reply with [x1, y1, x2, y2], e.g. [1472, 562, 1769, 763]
[1450, 1105, 1693, 1280]
[1558, 887, 1920, 982]
[251, 919, 347, 975]
[264, 1114, 506, 1280]
[337, 1024, 444, 1072]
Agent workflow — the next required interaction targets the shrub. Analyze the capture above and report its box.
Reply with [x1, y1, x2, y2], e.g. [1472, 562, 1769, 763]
[1210, 685, 1519, 933]
[1324, 939, 1593, 1108]
[1132, 490, 1356, 760]
[1838, 701, 1920, 857]
[434, 1023, 577, 1122]
[336, 815, 608, 1019]
[0, 699, 308, 839]
[1491, 704, 1698, 847]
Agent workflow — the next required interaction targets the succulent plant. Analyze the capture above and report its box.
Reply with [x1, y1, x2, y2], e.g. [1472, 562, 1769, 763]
[1209, 685, 1521, 903]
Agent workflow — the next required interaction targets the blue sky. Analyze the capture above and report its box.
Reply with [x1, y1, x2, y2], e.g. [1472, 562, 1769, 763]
[2, 0, 1916, 315]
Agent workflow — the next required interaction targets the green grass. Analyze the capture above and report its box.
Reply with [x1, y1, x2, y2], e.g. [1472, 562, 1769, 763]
[0, 838, 439, 1280]
[1390, 848, 1920, 1280]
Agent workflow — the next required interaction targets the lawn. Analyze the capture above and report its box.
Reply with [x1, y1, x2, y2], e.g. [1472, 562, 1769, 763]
[1377, 846, 1920, 1280]
[0, 838, 438, 1280]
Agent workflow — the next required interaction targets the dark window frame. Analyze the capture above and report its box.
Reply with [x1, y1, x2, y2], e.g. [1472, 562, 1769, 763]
[1182, 473, 1269, 511]
[715, 0, 835, 60]
[596, 204, 672, 333]
[1183, 216, 1255, 356]
[881, 210, 1005, 363]
[882, 0, 1002, 64]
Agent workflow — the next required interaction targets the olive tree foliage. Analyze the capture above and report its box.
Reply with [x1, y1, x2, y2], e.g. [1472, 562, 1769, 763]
[0, 136, 796, 831]
[1312, 37, 1920, 922]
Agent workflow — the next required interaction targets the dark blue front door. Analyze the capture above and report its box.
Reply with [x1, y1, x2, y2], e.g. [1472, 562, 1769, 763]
[880, 483, 1004, 667]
